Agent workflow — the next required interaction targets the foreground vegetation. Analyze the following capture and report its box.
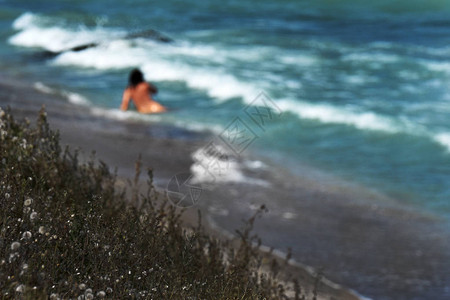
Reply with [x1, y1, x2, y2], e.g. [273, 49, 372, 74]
[0, 108, 315, 299]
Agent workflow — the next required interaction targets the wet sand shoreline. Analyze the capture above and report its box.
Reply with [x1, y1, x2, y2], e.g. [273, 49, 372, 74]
[2, 73, 449, 300]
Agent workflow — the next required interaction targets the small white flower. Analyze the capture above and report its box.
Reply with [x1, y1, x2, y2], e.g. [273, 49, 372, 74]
[106, 287, 113, 294]
[24, 198, 33, 206]
[30, 212, 38, 221]
[49, 293, 58, 300]
[22, 263, 28, 270]
[97, 291, 106, 298]
[5, 193, 10, 199]
[15, 284, 25, 293]
[85, 293, 94, 300]
[79, 283, 86, 290]
[38, 226, 45, 234]
[9, 253, 18, 263]
[11, 241, 21, 251]
[22, 231, 32, 239]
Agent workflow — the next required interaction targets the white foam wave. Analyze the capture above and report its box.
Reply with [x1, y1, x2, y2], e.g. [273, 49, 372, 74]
[33, 81, 146, 123]
[33, 82, 90, 106]
[54, 40, 145, 69]
[173, 120, 223, 135]
[276, 99, 401, 133]
[52, 39, 260, 103]
[12, 12, 38, 30]
[9, 12, 119, 52]
[89, 107, 161, 123]
[340, 74, 375, 85]
[33, 82, 54, 94]
[422, 60, 450, 74]
[434, 133, 450, 152]
[62, 91, 90, 106]
[190, 145, 268, 186]
[11, 13, 265, 105]
[274, 98, 450, 154]
[11, 13, 270, 105]
[58, 50, 259, 102]
[143, 63, 258, 102]
[244, 160, 267, 169]
[56, 48, 259, 102]
[190, 145, 245, 184]
[10, 25, 108, 52]
[343, 52, 400, 64]
[278, 53, 318, 66]
[162, 42, 228, 64]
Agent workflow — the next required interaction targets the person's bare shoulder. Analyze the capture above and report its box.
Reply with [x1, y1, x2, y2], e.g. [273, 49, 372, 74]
[137, 82, 157, 94]
[136, 82, 148, 89]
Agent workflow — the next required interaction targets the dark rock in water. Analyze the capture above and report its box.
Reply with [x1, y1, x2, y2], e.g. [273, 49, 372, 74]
[37, 29, 172, 59]
[126, 29, 173, 43]
[34, 50, 62, 59]
[40, 42, 100, 58]
[70, 42, 99, 52]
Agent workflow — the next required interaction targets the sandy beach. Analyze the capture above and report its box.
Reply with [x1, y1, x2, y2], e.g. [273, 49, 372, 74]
[2, 72, 450, 300]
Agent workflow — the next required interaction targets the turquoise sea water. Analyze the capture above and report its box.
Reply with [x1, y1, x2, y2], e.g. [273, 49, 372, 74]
[1, 1, 450, 299]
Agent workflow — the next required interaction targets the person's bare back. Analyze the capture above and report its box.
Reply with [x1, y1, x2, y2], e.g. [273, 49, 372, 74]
[121, 69, 167, 114]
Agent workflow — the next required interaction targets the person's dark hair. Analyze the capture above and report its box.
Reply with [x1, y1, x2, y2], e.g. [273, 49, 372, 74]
[128, 68, 145, 87]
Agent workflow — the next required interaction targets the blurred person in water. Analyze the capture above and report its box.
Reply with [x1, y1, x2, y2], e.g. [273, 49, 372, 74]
[121, 68, 167, 113]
